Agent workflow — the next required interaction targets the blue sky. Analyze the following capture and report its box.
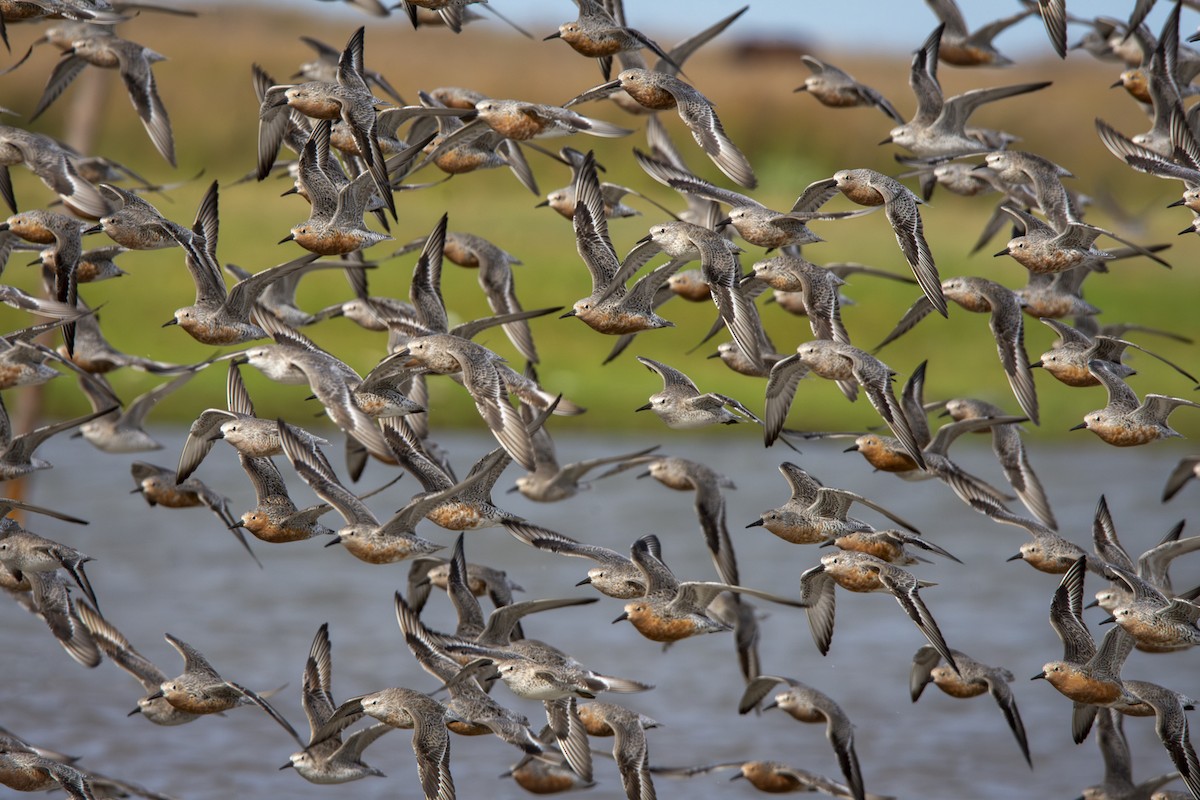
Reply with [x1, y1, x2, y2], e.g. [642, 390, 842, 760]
[290, 1, 1192, 58]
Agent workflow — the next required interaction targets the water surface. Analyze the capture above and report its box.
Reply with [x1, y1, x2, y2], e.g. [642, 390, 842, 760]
[3, 429, 1198, 799]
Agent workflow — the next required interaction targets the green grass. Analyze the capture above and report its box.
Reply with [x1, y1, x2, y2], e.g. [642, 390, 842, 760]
[2, 6, 1198, 442]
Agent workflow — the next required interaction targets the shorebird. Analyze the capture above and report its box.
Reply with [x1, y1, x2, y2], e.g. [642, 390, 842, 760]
[1072, 360, 1200, 446]
[633, 148, 860, 250]
[505, 520, 652, 600]
[884, 24, 1050, 159]
[148, 632, 303, 745]
[284, 624, 390, 784]
[278, 120, 399, 257]
[396, 596, 545, 756]
[383, 419, 521, 531]
[258, 27, 398, 218]
[738, 674, 867, 800]
[546, 0, 674, 80]
[0, 746, 96, 798]
[0, 125, 109, 218]
[511, 404, 658, 503]
[1034, 317, 1195, 389]
[874, 275, 1039, 424]
[129, 461, 257, 563]
[1032, 557, 1141, 744]
[74, 601, 200, 727]
[614, 534, 802, 643]
[562, 150, 682, 335]
[535, 146, 642, 220]
[795, 54, 902, 121]
[441, 229, 541, 364]
[1163, 456, 1200, 502]
[573, 701, 657, 800]
[566, 68, 756, 187]
[939, 397, 1057, 530]
[174, 361, 328, 484]
[805, 169, 945, 317]
[798, 550, 959, 673]
[971, 495, 1089, 575]
[229, 454, 335, 544]
[922, 0, 1035, 66]
[652, 759, 892, 799]
[278, 419, 485, 564]
[910, 645, 1032, 767]
[0, 397, 114, 481]
[635, 355, 760, 429]
[746, 462, 921, 548]
[1091, 496, 1200, 620]
[10, 567, 99, 668]
[766, 340, 928, 469]
[292, 33, 404, 103]
[306, 686, 455, 800]
[30, 31, 175, 165]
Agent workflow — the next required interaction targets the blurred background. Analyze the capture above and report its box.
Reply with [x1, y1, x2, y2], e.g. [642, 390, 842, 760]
[3, 3, 1200, 800]
[1, 0, 1196, 437]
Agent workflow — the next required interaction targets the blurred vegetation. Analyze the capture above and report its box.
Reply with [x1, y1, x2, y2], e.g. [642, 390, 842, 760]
[1, 4, 1197, 442]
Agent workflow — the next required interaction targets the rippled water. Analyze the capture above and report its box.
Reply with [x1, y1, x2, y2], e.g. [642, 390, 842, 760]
[3, 428, 1197, 799]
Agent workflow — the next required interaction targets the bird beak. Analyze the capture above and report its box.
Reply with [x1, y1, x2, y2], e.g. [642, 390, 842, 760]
[992, 249, 1009, 258]
[129, 487, 143, 495]
[636, 233, 653, 244]
[1109, 78, 1123, 89]
[82, 223, 103, 234]
[1168, 197, 1186, 208]
[534, 199, 550, 207]
[506, 485, 520, 494]
[1069, 422, 1088, 431]
[745, 519, 764, 528]
[543, 31, 562, 40]
[279, 762, 294, 770]
[705, 351, 721, 359]
[1029, 360, 1042, 368]
[715, 217, 733, 229]
[559, 309, 577, 318]
[1179, 227, 1194, 236]
[161, 318, 178, 327]
[127, 706, 142, 716]
[1030, 672, 1046, 681]
[634, 403, 652, 412]
[1005, 552, 1024, 562]
[762, 699, 778, 711]
[278, 233, 295, 244]
[842, 445, 859, 453]
[611, 611, 629, 623]
[635, 470, 650, 479]
[877, 136, 892, 145]
[229, 521, 245, 530]
[324, 538, 342, 547]
[575, 577, 592, 587]
[144, 690, 164, 701]
[793, 85, 807, 93]
[1098, 615, 1116, 625]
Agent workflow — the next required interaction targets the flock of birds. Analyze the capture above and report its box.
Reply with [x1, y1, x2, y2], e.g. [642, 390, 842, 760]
[3, 0, 1200, 798]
